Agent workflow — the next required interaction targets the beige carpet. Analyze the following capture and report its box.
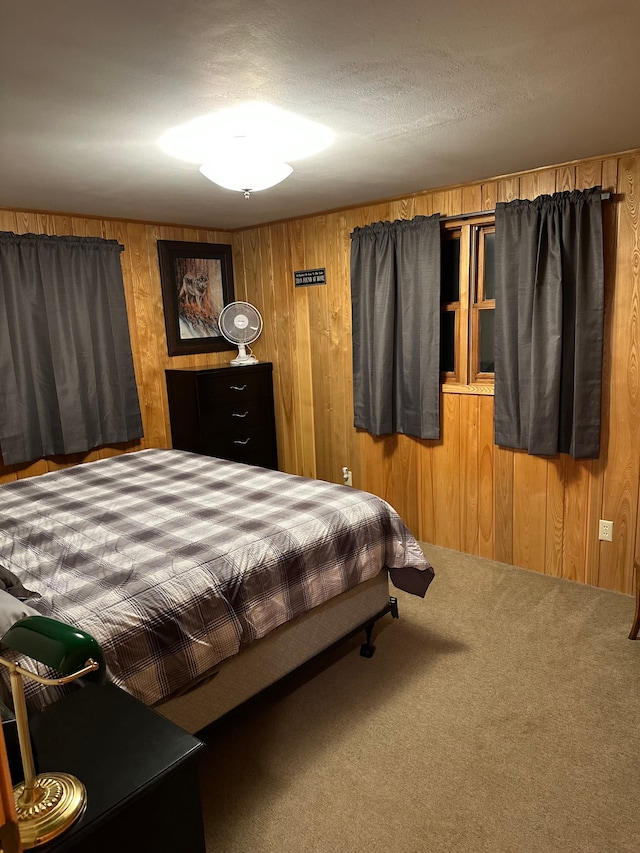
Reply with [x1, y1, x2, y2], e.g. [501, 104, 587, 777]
[197, 544, 640, 853]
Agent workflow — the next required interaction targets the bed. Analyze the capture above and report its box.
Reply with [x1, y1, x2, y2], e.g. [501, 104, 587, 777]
[0, 449, 433, 732]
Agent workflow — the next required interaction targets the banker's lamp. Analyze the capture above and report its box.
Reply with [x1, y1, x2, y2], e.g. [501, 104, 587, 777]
[0, 616, 105, 849]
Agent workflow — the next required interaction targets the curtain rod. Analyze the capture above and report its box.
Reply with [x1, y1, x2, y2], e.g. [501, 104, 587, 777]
[439, 190, 611, 223]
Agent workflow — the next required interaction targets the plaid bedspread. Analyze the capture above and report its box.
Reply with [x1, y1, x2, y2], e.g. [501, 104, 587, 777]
[0, 449, 433, 707]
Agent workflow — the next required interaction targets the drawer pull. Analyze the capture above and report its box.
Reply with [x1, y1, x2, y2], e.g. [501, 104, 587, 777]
[232, 411, 249, 418]
[234, 438, 251, 445]
[230, 384, 247, 391]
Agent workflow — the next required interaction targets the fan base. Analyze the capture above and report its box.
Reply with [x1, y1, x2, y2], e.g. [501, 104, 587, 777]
[230, 354, 259, 366]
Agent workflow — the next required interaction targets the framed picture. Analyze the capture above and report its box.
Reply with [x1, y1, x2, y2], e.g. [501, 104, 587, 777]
[157, 240, 236, 355]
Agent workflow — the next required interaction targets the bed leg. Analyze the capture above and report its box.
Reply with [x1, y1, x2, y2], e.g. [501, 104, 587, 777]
[360, 623, 376, 658]
[359, 596, 400, 658]
[389, 596, 399, 619]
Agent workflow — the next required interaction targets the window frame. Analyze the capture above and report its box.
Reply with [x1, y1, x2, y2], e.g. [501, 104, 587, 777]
[440, 214, 495, 395]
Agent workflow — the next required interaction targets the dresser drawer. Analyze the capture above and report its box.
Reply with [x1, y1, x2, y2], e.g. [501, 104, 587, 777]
[201, 402, 269, 439]
[197, 372, 270, 411]
[203, 432, 277, 469]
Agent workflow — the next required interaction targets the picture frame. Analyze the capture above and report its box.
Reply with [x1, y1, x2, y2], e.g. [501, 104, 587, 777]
[157, 239, 236, 356]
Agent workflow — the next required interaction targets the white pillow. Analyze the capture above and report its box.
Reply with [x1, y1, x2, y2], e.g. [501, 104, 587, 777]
[0, 591, 40, 642]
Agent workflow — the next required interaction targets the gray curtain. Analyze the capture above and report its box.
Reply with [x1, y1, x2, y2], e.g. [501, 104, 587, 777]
[350, 214, 441, 440]
[494, 187, 604, 458]
[0, 232, 143, 466]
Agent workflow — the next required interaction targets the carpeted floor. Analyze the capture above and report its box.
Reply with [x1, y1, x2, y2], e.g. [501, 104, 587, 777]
[196, 544, 640, 853]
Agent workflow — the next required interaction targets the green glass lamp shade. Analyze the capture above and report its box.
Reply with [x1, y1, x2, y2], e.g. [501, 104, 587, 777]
[1, 616, 105, 684]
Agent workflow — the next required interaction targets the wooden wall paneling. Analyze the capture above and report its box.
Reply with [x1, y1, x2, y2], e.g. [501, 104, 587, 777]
[518, 169, 556, 200]
[14, 211, 42, 234]
[249, 226, 275, 367]
[265, 222, 299, 475]
[358, 433, 391, 502]
[324, 213, 350, 485]
[287, 219, 317, 479]
[462, 185, 482, 213]
[69, 216, 104, 238]
[303, 215, 337, 483]
[331, 213, 356, 487]
[442, 188, 463, 218]
[53, 214, 74, 237]
[418, 441, 436, 544]
[602, 159, 620, 195]
[459, 394, 479, 554]
[554, 165, 592, 583]
[379, 435, 422, 536]
[432, 394, 461, 551]
[496, 178, 519, 204]
[575, 160, 603, 190]
[0, 210, 17, 233]
[598, 153, 640, 592]
[101, 217, 146, 461]
[124, 222, 168, 449]
[556, 165, 576, 193]
[412, 192, 433, 218]
[428, 192, 446, 219]
[512, 451, 548, 574]
[562, 460, 592, 583]
[477, 395, 494, 558]
[36, 212, 58, 234]
[584, 160, 618, 586]
[252, 223, 297, 474]
[14, 459, 48, 479]
[387, 196, 413, 221]
[231, 231, 247, 303]
[481, 182, 497, 211]
[341, 209, 365, 490]
[544, 456, 565, 578]
[235, 226, 261, 308]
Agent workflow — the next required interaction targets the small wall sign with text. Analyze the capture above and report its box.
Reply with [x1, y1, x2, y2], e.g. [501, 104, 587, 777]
[294, 268, 327, 287]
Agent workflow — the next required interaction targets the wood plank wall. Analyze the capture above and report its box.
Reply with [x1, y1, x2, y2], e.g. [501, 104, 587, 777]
[0, 211, 237, 480]
[233, 150, 640, 596]
[1, 149, 638, 595]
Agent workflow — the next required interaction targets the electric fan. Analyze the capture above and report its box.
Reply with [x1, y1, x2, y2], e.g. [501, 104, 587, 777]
[218, 301, 263, 366]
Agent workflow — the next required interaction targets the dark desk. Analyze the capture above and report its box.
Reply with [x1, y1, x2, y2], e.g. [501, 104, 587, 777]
[28, 683, 206, 853]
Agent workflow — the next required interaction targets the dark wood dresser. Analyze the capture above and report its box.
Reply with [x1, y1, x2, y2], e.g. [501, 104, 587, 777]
[165, 363, 278, 470]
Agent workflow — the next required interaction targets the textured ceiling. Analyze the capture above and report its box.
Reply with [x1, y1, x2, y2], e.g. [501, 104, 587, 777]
[1, 0, 639, 229]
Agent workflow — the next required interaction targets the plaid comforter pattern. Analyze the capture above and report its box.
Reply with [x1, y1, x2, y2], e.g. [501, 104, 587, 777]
[0, 449, 433, 707]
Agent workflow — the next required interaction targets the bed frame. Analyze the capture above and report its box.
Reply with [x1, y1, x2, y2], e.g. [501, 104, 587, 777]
[156, 571, 397, 734]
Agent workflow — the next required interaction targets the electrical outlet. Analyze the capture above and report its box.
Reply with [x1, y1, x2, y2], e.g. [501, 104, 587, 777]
[599, 519, 613, 541]
[342, 467, 353, 487]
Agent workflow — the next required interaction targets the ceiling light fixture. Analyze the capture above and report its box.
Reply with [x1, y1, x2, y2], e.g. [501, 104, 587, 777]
[158, 103, 334, 199]
[199, 136, 293, 199]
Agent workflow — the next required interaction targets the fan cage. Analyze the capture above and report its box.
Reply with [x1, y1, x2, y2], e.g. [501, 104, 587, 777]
[218, 302, 263, 345]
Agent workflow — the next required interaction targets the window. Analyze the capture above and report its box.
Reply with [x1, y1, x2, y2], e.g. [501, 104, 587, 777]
[440, 216, 495, 389]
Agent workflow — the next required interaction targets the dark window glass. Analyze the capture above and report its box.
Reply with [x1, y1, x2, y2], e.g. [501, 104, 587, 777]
[441, 237, 460, 303]
[483, 232, 495, 300]
[479, 309, 495, 373]
[440, 311, 455, 372]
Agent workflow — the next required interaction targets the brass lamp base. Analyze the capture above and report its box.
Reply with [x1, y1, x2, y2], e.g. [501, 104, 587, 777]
[14, 772, 87, 849]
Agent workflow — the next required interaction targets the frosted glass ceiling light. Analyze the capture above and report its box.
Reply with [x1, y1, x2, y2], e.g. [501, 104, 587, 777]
[158, 103, 334, 198]
[199, 136, 293, 198]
